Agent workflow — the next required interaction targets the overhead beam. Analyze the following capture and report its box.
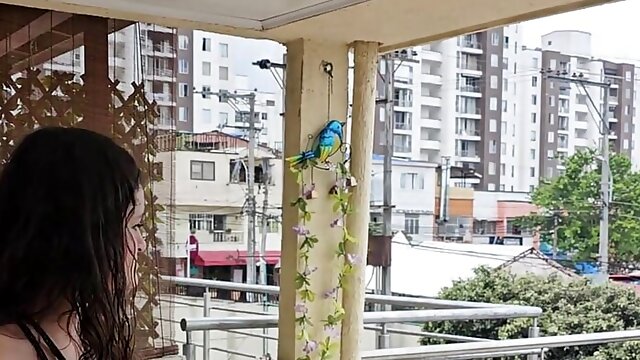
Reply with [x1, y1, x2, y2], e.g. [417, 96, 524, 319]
[10, 32, 83, 74]
[0, 11, 72, 58]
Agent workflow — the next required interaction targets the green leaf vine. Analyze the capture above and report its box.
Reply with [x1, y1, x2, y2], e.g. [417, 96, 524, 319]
[289, 160, 360, 360]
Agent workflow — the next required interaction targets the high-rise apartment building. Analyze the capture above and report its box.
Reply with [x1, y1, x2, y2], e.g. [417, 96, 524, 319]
[375, 26, 640, 193]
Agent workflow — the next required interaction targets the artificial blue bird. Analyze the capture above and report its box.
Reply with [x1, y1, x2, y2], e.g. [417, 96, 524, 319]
[286, 120, 346, 169]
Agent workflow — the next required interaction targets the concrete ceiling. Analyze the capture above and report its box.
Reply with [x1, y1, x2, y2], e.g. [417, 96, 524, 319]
[0, 0, 618, 51]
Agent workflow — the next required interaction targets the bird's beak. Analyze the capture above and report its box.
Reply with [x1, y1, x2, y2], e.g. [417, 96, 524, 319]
[340, 121, 347, 127]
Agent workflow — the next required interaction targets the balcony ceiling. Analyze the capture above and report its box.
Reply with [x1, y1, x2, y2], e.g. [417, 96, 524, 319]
[4, 0, 617, 51]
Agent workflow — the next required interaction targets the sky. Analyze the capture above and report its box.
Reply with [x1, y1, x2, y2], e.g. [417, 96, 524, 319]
[521, 0, 640, 62]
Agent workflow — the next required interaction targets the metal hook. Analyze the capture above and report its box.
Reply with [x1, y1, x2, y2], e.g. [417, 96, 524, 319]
[322, 61, 334, 78]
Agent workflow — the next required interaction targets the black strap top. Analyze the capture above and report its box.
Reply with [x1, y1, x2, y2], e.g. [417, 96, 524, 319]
[16, 318, 67, 360]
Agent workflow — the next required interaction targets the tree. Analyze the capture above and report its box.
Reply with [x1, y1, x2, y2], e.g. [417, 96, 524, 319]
[516, 149, 640, 271]
[422, 267, 640, 359]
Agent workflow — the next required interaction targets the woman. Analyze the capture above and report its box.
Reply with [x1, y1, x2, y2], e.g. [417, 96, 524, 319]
[0, 127, 146, 359]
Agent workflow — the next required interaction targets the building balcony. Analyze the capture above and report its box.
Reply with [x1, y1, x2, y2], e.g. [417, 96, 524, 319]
[421, 48, 443, 62]
[459, 65, 482, 77]
[211, 230, 243, 243]
[459, 40, 483, 54]
[420, 139, 440, 150]
[140, 22, 174, 33]
[421, 73, 442, 85]
[456, 109, 482, 119]
[421, 95, 442, 107]
[455, 129, 481, 141]
[455, 149, 481, 162]
[146, 67, 175, 81]
[393, 100, 413, 108]
[142, 43, 176, 57]
[609, 116, 619, 123]
[574, 103, 589, 113]
[421, 118, 441, 129]
[151, 92, 175, 105]
[394, 122, 412, 131]
[458, 85, 482, 97]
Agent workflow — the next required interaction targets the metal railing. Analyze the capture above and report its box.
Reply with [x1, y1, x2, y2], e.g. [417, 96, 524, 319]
[163, 276, 542, 360]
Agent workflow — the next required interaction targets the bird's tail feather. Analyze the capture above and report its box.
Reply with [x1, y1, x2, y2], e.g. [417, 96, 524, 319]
[286, 150, 315, 168]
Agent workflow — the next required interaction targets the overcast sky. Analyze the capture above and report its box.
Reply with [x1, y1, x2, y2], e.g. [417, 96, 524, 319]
[521, 0, 639, 61]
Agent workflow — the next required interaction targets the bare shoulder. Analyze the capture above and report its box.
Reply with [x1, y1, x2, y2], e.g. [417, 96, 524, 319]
[0, 325, 37, 360]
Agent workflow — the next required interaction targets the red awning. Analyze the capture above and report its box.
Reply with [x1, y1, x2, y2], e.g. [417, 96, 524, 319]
[193, 250, 281, 267]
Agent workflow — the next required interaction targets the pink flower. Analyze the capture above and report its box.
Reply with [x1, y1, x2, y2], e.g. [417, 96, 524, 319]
[323, 287, 338, 299]
[303, 266, 318, 276]
[295, 303, 308, 314]
[303, 183, 316, 198]
[324, 325, 341, 339]
[292, 225, 310, 236]
[346, 253, 362, 265]
[330, 218, 342, 228]
[303, 340, 318, 354]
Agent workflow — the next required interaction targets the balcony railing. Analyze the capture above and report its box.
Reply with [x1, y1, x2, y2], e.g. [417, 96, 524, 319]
[459, 85, 480, 93]
[455, 129, 480, 137]
[212, 230, 243, 243]
[163, 276, 543, 360]
[455, 149, 478, 157]
[394, 121, 412, 130]
[146, 67, 174, 78]
[459, 63, 481, 71]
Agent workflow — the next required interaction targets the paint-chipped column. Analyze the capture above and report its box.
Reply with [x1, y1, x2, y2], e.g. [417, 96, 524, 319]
[341, 41, 379, 360]
[278, 39, 349, 360]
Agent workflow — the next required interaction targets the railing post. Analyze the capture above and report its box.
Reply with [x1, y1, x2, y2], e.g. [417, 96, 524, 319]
[203, 287, 211, 360]
[376, 323, 390, 349]
[527, 317, 541, 360]
[183, 331, 196, 360]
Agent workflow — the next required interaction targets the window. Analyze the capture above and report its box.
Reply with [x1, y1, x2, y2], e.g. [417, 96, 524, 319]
[502, 100, 508, 112]
[625, 105, 630, 116]
[530, 149, 536, 160]
[489, 119, 497, 132]
[624, 122, 630, 133]
[202, 38, 211, 52]
[500, 184, 506, 191]
[511, 145, 515, 157]
[532, 76, 538, 87]
[623, 139, 629, 149]
[490, 75, 498, 89]
[504, 36, 510, 49]
[219, 66, 229, 80]
[549, 59, 557, 70]
[400, 173, 425, 190]
[490, 97, 498, 111]
[261, 112, 268, 120]
[531, 57, 539, 69]
[490, 54, 499, 67]
[501, 164, 506, 176]
[179, 83, 188, 97]
[503, 78, 508, 91]
[178, 107, 188, 122]
[626, 88, 631, 99]
[178, 35, 189, 50]
[488, 162, 496, 175]
[548, 96, 555, 106]
[531, 95, 537, 105]
[501, 142, 507, 155]
[549, 113, 555, 125]
[219, 43, 229, 58]
[201, 108, 212, 124]
[501, 121, 507, 135]
[189, 214, 225, 231]
[531, 113, 537, 123]
[219, 112, 228, 124]
[202, 61, 211, 76]
[266, 100, 276, 106]
[503, 57, 508, 70]
[394, 134, 412, 153]
[491, 32, 500, 46]
[547, 132, 555, 143]
[404, 214, 420, 235]
[179, 59, 189, 74]
[546, 167, 554, 178]
[190, 160, 215, 181]
[489, 140, 497, 154]
[547, 150, 555, 159]
[511, 166, 515, 177]
[530, 131, 536, 141]
[488, 183, 496, 191]
[530, 167, 536, 177]
[626, 70, 632, 82]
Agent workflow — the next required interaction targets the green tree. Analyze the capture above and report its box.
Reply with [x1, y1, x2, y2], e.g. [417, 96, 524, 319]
[517, 149, 640, 270]
[422, 267, 640, 359]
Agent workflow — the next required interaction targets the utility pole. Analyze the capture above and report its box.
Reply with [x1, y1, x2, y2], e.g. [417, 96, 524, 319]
[381, 51, 394, 301]
[246, 93, 258, 293]
[545, 71, 612, 280]
[194, 88, 259, 292]
[439, 156, 451, 243]
[259, 157, 271, 288]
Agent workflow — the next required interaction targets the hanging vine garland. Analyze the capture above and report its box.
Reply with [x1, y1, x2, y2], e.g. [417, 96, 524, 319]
[286, 62, 360, 360]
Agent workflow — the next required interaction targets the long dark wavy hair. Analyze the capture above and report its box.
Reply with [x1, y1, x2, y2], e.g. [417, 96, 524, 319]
[0, 127, 141, 359]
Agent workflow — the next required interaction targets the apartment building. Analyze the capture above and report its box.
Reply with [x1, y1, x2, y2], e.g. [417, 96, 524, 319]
[374, 25, 525, 192]
[154, 132, 283, 278]
[176, 30, 285, 148]
[523, 30, 640, 179]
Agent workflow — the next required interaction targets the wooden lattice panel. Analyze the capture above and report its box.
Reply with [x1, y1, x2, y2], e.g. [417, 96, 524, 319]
[0, 68, 166, 352]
